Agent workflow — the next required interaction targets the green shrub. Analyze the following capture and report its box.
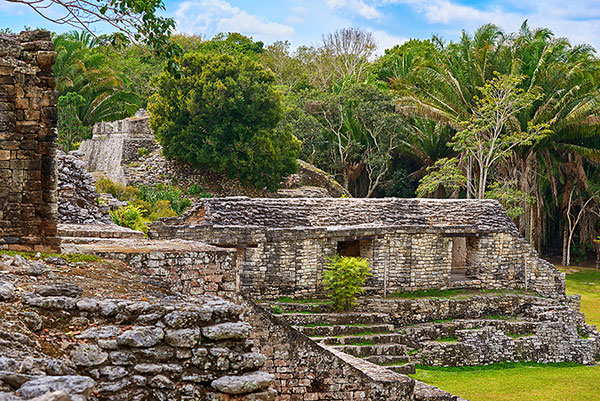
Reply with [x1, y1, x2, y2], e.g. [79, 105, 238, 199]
[110, 205, 150, 235]
[148, 200, 179, 220]
[138, 184, 191, 215]
[148, 52, 300, 191]
[186, 184, 213, 198]
[96, 178, 139, 202]
[137, 147, 150, 157]
[323, 255, 372, 311]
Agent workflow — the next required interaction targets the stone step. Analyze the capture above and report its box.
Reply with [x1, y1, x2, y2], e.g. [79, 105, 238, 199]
[317, 332, 405, 346]
[58, 223, 144, 240]
[267, 302, 332, 314]
[295, 323, 394, 337]
[328, 343, 408, 357]
[280, 312, 389, 326]
[362, 354, 410, 365]
[386, 363, 416, 375]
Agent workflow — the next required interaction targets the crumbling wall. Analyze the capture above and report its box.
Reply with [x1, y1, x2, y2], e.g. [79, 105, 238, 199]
[0, 30, 59, 252]
[79, 110, 158, 184]
[57, 150, 111, 224]
[0, 254, 276, 401]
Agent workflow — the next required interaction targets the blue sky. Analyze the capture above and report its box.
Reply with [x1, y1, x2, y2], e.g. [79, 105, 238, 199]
[2, 0, 600, 52]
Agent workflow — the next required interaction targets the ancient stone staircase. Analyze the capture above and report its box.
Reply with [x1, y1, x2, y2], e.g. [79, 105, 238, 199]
[268, 306, 418, 374]
[263, 294, 600, 374]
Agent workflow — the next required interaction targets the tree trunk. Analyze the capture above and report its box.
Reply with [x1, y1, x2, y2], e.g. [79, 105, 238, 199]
[562, 227, 568, 266]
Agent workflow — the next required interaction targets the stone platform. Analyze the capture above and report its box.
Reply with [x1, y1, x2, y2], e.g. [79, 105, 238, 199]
[59, 224, 144, 244]
[64, 238, 240, 299]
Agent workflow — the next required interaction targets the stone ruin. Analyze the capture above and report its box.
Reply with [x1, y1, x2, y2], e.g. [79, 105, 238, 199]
[0, 31, 59, 252]
[1, 29, 598, 401]
[79, 110, 349, 197]
[150, 197, 565, 298]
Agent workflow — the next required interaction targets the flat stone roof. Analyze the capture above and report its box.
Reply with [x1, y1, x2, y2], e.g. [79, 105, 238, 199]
[167, 197, 518, 234]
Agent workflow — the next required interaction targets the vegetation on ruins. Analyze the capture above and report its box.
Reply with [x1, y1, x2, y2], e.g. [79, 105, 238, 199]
[97, 178, 193, 232]
[110, 204, 150, 234]
[49, 20, 600, 264]
[148, 52, 301, 191]
[323, 255, 372, 310]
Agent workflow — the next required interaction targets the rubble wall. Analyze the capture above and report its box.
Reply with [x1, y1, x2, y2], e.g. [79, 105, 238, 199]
[0, 30, 59, 252]
[57, 150, 111, 225]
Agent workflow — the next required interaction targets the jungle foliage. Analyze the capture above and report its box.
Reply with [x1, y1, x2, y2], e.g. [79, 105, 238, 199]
[54, 22, 600, 262]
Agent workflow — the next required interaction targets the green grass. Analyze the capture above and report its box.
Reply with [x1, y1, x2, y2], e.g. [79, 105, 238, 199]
[276, 297, 332, 305]
[411, 364, 600, 401]
[0, 250, 100, 263]
[410, 266, 600, 401]
[436, 336, 458, 343]
[389, 288, 538, 299]
[352, 330, 374, 336]
[562, 266, 600, 327]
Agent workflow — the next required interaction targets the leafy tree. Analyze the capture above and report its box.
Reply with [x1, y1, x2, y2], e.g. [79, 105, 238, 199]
[452, 73, 550, 198]
[197, 32, 264, 59]
[148, 52, 300, 191]
[57, 92, 90, 152]
[12, 0, 181, 74]
[283, 82, 405, 197]
[323, 255, 372, 311]
[417, 74, 550, 200]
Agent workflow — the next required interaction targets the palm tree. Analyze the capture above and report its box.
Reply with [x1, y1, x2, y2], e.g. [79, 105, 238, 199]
[54, 32, 141, 127]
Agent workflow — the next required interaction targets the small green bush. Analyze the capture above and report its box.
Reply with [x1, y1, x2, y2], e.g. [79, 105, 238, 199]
[96, 178, 139, 202]
[323, 255, 372, 311]
[138, 184, 191, 215]
[186, 184, 213, 198]
[137, 147, 150, 157]
[110, 205, 150, 235]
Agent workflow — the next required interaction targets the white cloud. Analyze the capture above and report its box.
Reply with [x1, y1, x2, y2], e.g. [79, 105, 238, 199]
[325, 0, 382, 19]
[174, 0, 295, 42]
[370, 29, 407, 54]
[286, 6, 308, 24]
[0, 1, 29, 15]
[380, 0, 600, 50]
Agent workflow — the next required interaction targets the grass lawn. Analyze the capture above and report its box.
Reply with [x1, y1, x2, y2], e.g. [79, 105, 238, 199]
[410, 266, 600, 401]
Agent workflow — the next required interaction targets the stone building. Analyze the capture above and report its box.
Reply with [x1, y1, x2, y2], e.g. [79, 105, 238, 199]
[0, 31, 60, 252]
[151, 197, 565, 298]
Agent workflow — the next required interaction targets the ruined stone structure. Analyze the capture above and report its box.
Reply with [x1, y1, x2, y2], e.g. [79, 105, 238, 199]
[57, 150, 111, 225]
[0, 31, 59, 252]
[79, 109, 159, 185]
[80, 111, 349, 197]
[150, 197, 565, 298]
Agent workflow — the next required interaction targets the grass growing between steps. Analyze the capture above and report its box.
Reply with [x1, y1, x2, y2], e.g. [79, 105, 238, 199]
[411, 266, 600, 401]
[276, 297, 332, 305]
[389, 288, 537, 299]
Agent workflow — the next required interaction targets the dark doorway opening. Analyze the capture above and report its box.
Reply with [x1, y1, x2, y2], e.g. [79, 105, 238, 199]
[450, 236, 479, 281]
[337, 240, 361, 257]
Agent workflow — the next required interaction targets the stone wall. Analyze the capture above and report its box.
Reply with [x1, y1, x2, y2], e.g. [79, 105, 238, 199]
[74, 239, 241, 299]
[79, 110, 158, 185]
[243, 300, 415, 401]
[150, 198, 565, 298]
[0, 254, 276, 401]
[0, 30, 59, 252]
[57, 150, 111, 224]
